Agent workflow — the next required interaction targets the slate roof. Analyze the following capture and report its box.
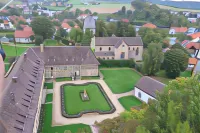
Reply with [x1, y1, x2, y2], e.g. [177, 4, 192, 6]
[135, 76, 165, 98]
[32, 46, 100, 65]
[83, 15, 96, 29]
[95, 37, 143, 47]
[95, 51, 114, 56]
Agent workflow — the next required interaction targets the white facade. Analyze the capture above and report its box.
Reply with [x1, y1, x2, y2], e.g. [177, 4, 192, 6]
[169, 29, 176, 34]
[15, 37, 32, 43]
[134, 87, 155, 103]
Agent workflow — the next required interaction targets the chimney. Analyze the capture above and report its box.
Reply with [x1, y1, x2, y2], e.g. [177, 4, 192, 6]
[12, 77, 18, 83]
[40, 44, 44, 52]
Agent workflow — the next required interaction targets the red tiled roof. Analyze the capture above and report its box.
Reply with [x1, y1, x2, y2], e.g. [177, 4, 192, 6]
[189, 32, 200, 39]
[9, 15, 25, 24]
[3, 20, 9, 24]
[170, 27, 188, 33]
[121, 19, 129, 23]
[142, 23, 157, 28]
[14, 26, 34, 38]
[61, 23, 71, 29]
[186, 42, 200, 49]
[188, 58, 198, 65]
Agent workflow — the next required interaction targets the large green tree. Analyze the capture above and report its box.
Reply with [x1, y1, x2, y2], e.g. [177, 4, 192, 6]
[95, 20, 108, 37]
[142, 43, 164, 76]
[31, 16, 55, 39]
[126, 24, 136, 37]
[106, 22, 117, 36]
[81, 29, 92, 45]
[164, 49, 189, 78]
[69, 28, 83, 43]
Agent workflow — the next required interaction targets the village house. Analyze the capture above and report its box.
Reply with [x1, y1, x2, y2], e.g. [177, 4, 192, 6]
[0, 16, 14, 30]
[188, 57, 198, 70]
[169, 27, 188, 34]
[134, 76, 165, 103]
[9, 15, 26, 25]
[91, 37, 143, 61]
[61, 22, 72, 32]
[142, 23, 157, 29]
[186, 42, 200, 58]
[188, 32, 200, 41]
[83, 15, 96, 34]
[14, 26, 34, 43]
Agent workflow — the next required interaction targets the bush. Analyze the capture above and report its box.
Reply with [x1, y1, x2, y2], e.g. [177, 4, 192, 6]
[131, 21, 148, 26]
[98, 59, 135, 68]
[35, 35, 43, 46]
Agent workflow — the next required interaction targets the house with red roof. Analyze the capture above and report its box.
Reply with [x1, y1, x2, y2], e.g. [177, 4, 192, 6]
[0, 16, 14, 30]
[186, 42, 200, 59]
[14, 26, 34, 43]
[61, 22, 72, 32]
[121, 19, 129, 23]
[142, 23, 157, 29]
[188, 58, 198, 70]
[9, 15, 26, 25]
[189, 32, 200, 40]
[169, 27, 188, 34]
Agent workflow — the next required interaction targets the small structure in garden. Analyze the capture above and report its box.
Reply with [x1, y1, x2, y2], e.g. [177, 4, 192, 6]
[80, 89, 89, 101]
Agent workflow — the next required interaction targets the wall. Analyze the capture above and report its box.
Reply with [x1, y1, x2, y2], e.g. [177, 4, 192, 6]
[96, 56, 114, 60]
[95, 46, 115, 52]
[15, 37, 32, 43]
[134, 87, 155, 103]
[81, 65, 98, 76]
[32, 73, 45, 133]
[114, 41, 128, 59]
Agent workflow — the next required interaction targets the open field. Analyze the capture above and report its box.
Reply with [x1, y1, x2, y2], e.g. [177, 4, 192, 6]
[156, 4, 200, 12]
[101, 68, 142, 94]
[63, 83, 111, 115]
[118, 96, 142, 111]
[40, 104, 91, 133]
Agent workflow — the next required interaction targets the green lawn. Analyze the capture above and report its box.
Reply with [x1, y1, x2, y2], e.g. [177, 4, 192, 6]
[180, 70, 192, 77]
[63, 83, 111, 115]
[15, 43, 35, 47]
[5, 63, 10, 72]
[44, 6, 67, 11]
[44, 82, 54, 89]
[118, 96, 142, 111]
[81, 76, 100, 80]
[101, 69, 142, 94]
[56, 77, 71, 82]
[44, 39, 58, 46]
[45, 94, 53, 103]
[40, 104, 91, 133]
[2, 45, 27, 56]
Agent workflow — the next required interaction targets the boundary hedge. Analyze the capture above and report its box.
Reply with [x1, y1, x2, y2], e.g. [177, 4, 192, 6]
[60, 82, 116, 118]
[98, 59, 135, 68]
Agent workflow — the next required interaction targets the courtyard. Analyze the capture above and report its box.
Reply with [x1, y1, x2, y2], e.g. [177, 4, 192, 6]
[62, 83, 114, 116]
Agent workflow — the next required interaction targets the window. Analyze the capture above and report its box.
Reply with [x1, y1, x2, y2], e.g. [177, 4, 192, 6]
[109, 47, 111, 51]
[107, 57, 109, 60]
[133, 47, 135, 50]
[129, 47, 130, 50]
[100, 47, 102, 51]
[103, 57, 105, 60]
[122, 45, 125, 47]
[120, 52, 125, 59]
[138, 92, 141, 98]
[112, 57, 114, 59]
[136, 47, 139, 55]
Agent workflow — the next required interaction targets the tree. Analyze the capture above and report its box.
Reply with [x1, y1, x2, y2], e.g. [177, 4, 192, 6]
[67, 21, 75, 27]
[75, 8, 82, 17]
[93, 12, 98, 16]
[127, 10, 132, 16]
[126, 24, 136, 37]
[84, 9, 92, 14]
[106, 22, 117, 36]
[136, 126, 150, 133]
[30, 35, 35, 42]
[164, 49, 188, 78]
[69, 28, 83, 43]
[9, 8, 20, 16]
[81, 29, 92, 45]
[142, 43, 164, 76]
[31, 16, 55, 39]
[171, 43, 190, 56]
[95, 20, 107, 37]
[122, 6, 126, 14]
[35, 35, 43, 46]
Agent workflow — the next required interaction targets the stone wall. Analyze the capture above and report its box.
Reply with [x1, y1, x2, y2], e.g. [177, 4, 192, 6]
[81, 65, 98, 76]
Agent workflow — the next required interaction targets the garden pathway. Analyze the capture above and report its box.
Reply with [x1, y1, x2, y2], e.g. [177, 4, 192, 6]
[115, 90, 134, 99]
[52, 80, 125, 126]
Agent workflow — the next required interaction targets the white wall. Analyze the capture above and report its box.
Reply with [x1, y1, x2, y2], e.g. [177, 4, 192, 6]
[169, 29, 175, 34]
[15, 38, 32, 43]
[134, 87, 155, 103]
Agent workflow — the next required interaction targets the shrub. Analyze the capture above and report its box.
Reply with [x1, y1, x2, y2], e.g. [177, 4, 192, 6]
[98, 59, 135, 68]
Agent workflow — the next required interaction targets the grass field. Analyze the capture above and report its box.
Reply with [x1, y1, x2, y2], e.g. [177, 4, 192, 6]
[45, 94, 53, 103]
[44, 6, 67, 11]
[40, 104, 91, 133]
[15, 43, 35, 47]
[101, 69, 142, 94]
[63, 83, 111, 115]
[2, 45, 27, 56]
[157, 4, 200, 12]
[118, 96, 142, 111]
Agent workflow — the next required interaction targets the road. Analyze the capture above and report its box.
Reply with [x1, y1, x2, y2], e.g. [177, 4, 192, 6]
[0, 0, 14, 11]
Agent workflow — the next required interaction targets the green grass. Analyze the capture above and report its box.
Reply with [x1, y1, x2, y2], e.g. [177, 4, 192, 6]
[2, 45, 27, 56]
[44, 39, 58, 46]
[97, 13, 110, 20]
[43, 6, 67, 11]
[44, 82, 53, 89]
[56, 77, 71, 82]
[45, 94, 53, 103]
[118, 96, 142, 111]
[40, 104, 91, 133]
[63, 83, 111, 115]
[180, 70, 192, 77]
[101, 69, 142, 94]
[5, 63, 10, 72]
[81, 76, 100, 80]
[156, 4, 200, 12]
[16, 43, 35, 47]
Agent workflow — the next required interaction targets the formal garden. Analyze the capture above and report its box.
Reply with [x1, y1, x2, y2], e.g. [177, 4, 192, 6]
[61, 83, 115, 117]
[118, 96, 142, 111]
[100, 68, 142, 94]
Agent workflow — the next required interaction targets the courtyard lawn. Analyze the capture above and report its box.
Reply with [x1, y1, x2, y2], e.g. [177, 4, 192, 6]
[40, 104, 91, 133]
[153, 70, 173, 84]
[44, 82, 54, 89]
[45, 94, 53, 103]
[63, 84, 111, 115]
[100, 69, 142, 94]
[56, 77, 71, 82]
[118, 96, 142, 111]
[2, 45, 27, 56]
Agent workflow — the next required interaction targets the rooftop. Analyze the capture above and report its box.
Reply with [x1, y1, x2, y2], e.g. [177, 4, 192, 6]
[142, 23, 157, 29]
[170, 27, 188, 33]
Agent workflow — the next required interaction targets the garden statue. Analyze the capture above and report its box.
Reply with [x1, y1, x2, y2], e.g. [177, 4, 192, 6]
[84, 89, 87, 98]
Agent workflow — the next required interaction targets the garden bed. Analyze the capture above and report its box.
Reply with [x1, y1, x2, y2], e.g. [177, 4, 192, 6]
[60, 82, 116, 118]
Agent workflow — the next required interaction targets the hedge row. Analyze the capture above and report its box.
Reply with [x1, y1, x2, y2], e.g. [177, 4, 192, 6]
[98, 59, 135, 68]
[60, 82, 116, 118]
[44, 82, 53, 89]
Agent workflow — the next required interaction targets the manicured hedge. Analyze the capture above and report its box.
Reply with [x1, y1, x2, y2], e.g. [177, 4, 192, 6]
[98, 59, 135, 68]
[56, 77, 71, 82]
[60, 82, 116, 118]
[44, 82, 53, 89]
